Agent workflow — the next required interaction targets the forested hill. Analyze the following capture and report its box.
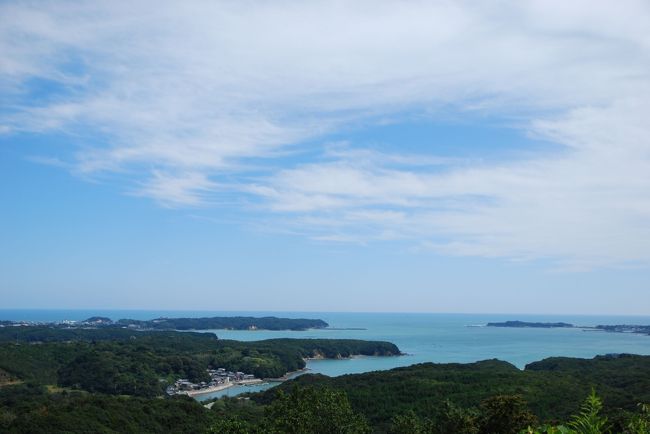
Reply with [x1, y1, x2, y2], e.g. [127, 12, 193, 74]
[0, 325, 220, 344]
[115, 316, 329, 331]
[252, 353, 650, 430]
[1, 352, 649, 433]
[0, 327, 400, 397]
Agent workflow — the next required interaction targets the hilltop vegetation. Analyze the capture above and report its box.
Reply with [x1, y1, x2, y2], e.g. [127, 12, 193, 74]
[1, 326, 649, 432]
[252, 354, 650, 431]
[1, 380, 649, 433]
[0, 327, 399, 397]
[0, 384, 215, 433]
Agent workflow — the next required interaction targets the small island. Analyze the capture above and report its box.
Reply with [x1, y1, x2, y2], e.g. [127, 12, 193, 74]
[486, 321, 574, 328]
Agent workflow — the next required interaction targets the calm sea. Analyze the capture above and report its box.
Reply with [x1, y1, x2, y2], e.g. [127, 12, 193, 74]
[2, 310, 649, 401]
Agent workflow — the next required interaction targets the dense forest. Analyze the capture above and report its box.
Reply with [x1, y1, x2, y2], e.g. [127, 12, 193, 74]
[1, 326, 649, 432]
[1, 374, 649, 433]
[0, 327, 400, 396]
[250, 354, 650, 432]
[0, 325, 216, 343]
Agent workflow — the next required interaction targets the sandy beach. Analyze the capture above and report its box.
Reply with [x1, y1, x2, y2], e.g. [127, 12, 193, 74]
[184, 378, 264, 397]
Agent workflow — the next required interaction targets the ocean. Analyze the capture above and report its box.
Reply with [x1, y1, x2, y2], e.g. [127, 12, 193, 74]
[2, 310, 649, 401]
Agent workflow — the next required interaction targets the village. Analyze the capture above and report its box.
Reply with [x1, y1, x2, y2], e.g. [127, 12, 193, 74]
[166, 368, 263, 397]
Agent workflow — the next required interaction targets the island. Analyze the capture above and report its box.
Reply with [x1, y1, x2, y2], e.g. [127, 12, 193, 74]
[486, 320, 574, 328]
[114, 315, 329, 331]
[0, 315, 330, 331]
[485, 321, 650, 336]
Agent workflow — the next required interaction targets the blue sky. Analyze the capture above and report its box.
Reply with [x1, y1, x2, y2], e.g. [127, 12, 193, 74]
[1, 1, 650, 314]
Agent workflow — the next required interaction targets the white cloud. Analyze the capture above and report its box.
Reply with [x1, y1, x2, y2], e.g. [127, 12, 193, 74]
[133, 170, 217, 208]
[260, 99, 650, 267]
[1, 0, 650, 266]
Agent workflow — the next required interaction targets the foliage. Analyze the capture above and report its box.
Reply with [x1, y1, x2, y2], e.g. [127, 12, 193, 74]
[262, 387, 371, 434]
[478, 395, 537, 434]
[0, 326, 223, 345]
[2, 382, 650, 433]
[254, 355, 650, 428]
[0, 328, 399, 397]
[522, 392, 650, 434]
[210, 396, 266, 426]
[2, 327, 650, 433]
[206, 417, 255, 434]
[0, 383, 214, 433]
[433, 400, 480, 434]
[567, 390, 608, 434]
[390, 410, 427, 434]
[627, 404, 650, 434]
[390, 401, 479, 434]
[522, 425, 573, 434]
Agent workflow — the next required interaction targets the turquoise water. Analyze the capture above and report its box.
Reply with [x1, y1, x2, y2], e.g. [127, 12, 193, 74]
[205, 312, 650, 371]
[2, 310, 649, 401]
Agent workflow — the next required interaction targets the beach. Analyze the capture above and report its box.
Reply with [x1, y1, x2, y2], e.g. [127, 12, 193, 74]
[185, 378, 264, 397]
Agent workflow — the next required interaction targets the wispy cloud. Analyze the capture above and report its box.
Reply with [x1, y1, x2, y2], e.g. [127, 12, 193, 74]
[258, 99, 650, 267]
[132, 170, 218, 208]
[1, 0, 649, 267]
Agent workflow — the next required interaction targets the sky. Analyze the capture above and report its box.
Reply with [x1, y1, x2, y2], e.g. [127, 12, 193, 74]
[1, 1, 650, 314]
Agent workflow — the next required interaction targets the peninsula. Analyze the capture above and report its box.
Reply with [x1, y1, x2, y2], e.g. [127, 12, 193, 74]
[486, 321, 650, 336]
[0, 315, 329, 331]
[0, 326, 401, 397]
[114, 315, 329, 331]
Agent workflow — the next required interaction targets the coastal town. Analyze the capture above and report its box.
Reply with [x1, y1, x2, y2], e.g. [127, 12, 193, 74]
[166, 368, 263, 397]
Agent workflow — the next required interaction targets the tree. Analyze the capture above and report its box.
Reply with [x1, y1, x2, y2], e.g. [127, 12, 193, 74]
[262, 387, 371, 434]
[390, 410, 426, 434]
[431, 400, 479, 434]
[478, 394, 537, 434]
[207, 417, 254, 434]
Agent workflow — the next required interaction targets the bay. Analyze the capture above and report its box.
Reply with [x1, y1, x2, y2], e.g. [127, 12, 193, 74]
[2, 310, 649, 401]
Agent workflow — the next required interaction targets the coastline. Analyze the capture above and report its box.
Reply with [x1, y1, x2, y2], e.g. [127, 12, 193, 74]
[194, 354, 399, 399]
[184, 378, 264, 397]
[264, 367, 310, 382]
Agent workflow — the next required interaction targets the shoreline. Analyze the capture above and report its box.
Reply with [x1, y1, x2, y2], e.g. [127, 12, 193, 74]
[195, 368, 311, 403]
[264, 367, 310, 382]
[183, 378, 264, 397]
